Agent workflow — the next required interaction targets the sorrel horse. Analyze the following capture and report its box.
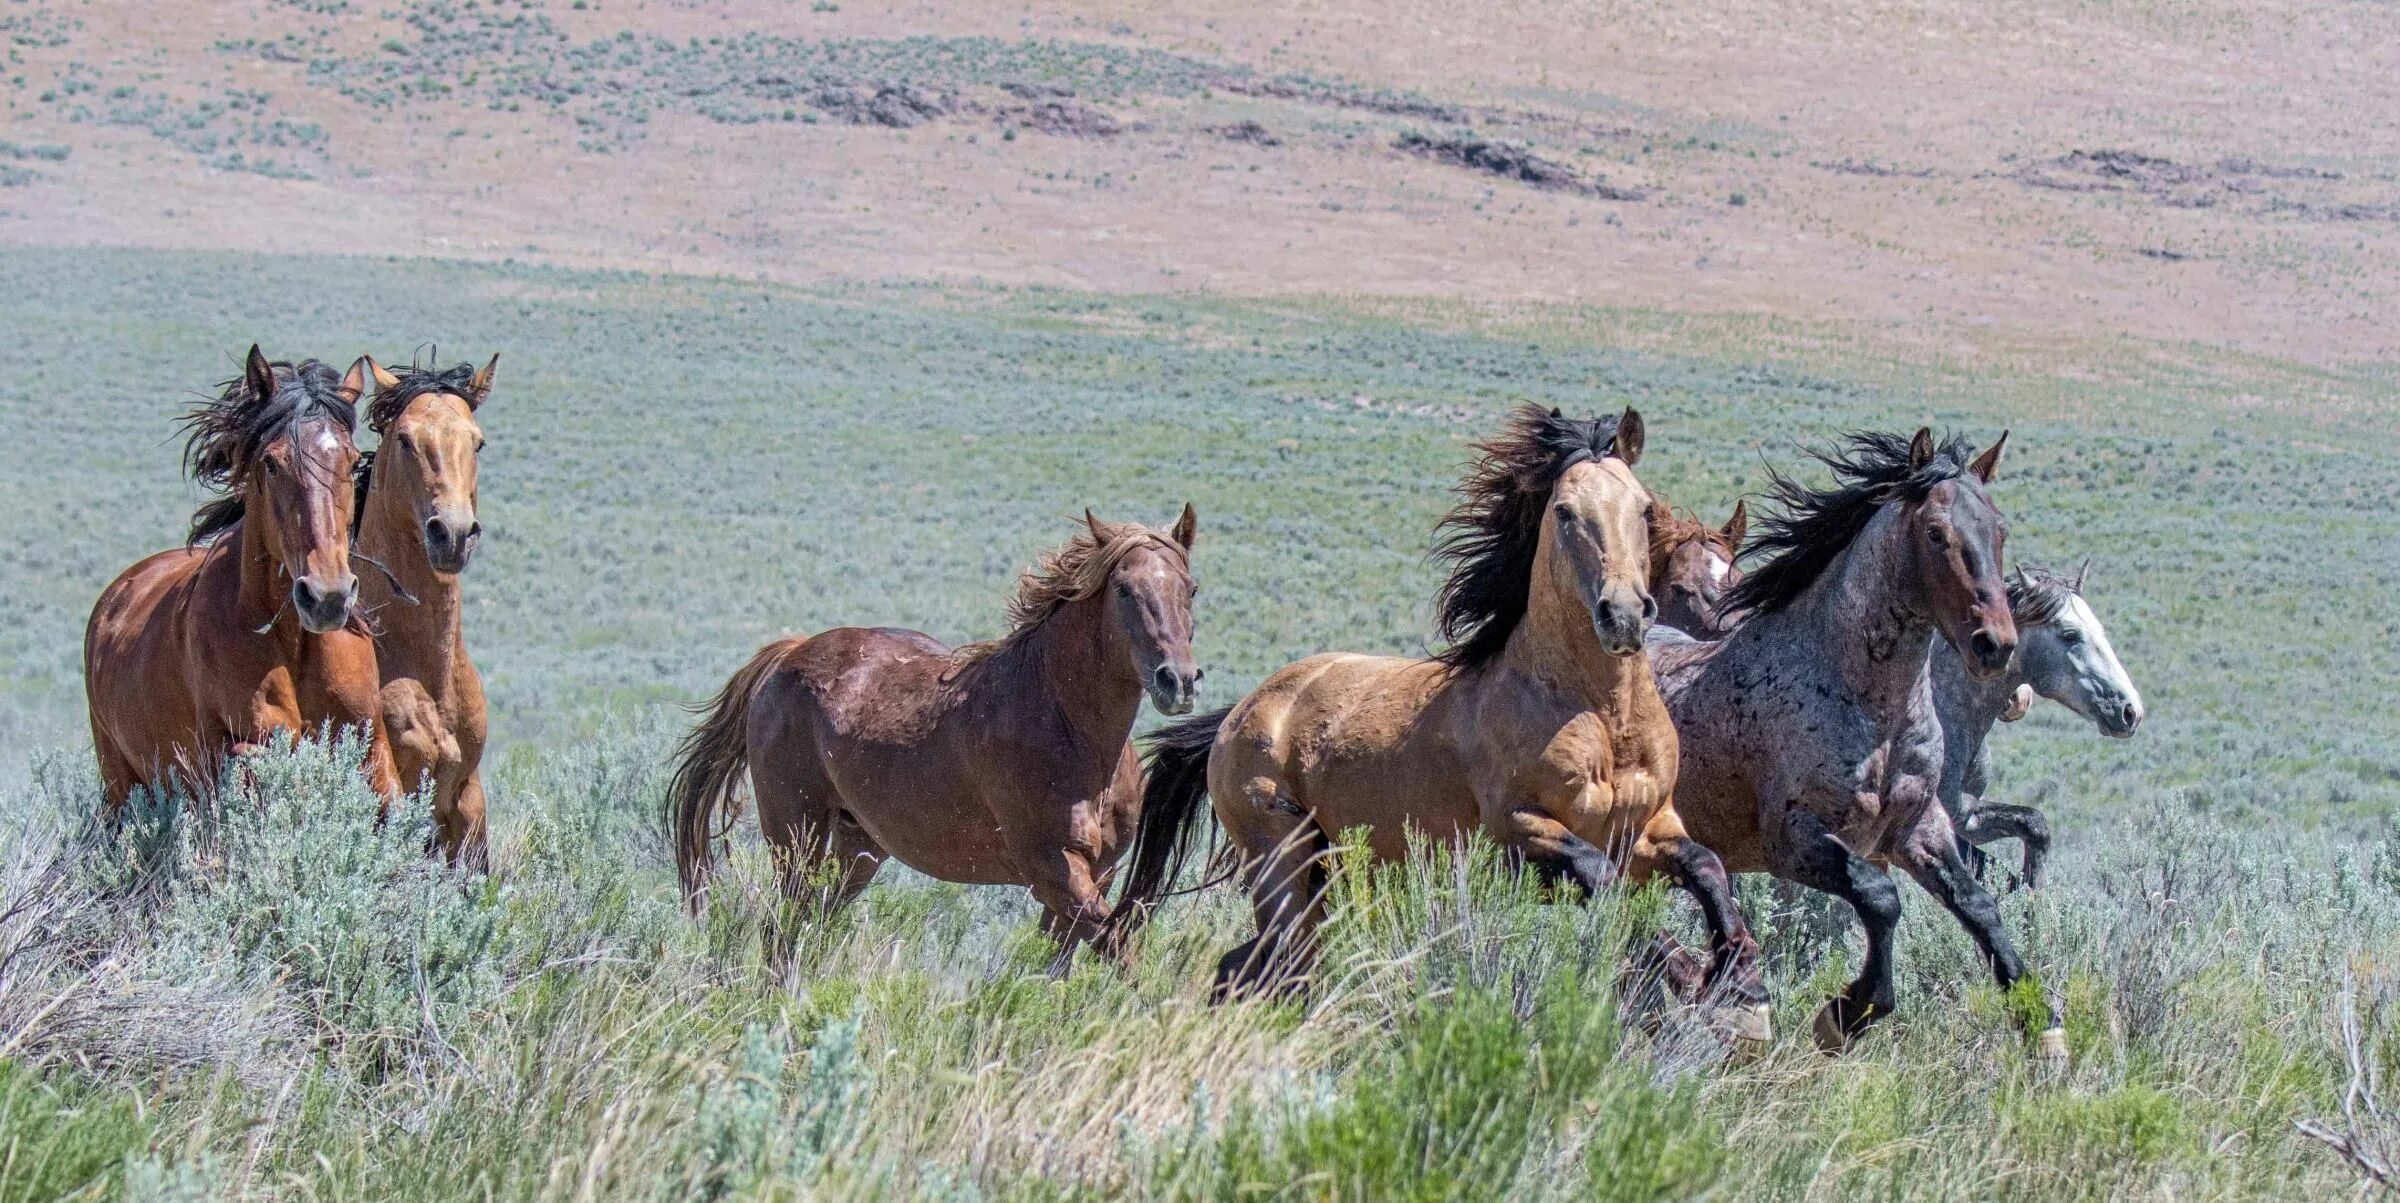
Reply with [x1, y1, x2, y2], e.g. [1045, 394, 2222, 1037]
[667, 509, 1201, 966]
[85, 347, 401, 808]
[1935, 563, 2144, 889]
[355, 355, 499, 866]
[1647, 496, 1746, 638]
[1646, 429, 2055, 1054]
[1117, 406, 1769, 1041]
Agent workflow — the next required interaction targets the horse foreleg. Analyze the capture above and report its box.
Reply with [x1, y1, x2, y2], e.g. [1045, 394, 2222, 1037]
[1766, 806, 1903, 1054]
[1894, 811, 2064, 1061]
[1626, 809, 1771, 1046]
[1958, 801, 2052, 892]
[1485, 805, 1619, 897]
[1028, 849, 1117, 975]
[441, 773, 490, 872]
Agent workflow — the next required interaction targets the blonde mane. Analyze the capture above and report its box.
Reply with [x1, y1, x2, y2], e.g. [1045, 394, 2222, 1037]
[951, 519, 1189, 666]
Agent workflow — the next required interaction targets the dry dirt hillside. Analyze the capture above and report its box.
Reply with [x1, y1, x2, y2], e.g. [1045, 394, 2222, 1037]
[2, 0, 2397, 364]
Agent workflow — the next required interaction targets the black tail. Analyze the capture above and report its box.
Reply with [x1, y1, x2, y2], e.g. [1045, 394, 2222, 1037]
[1106, 704, 1234, 943]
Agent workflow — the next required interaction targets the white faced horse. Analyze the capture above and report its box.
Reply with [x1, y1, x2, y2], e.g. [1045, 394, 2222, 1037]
[1934, 563, 2144, 888]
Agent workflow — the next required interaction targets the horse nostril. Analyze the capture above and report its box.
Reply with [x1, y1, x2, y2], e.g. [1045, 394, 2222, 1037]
[1153, 665, 1179, 692]
[1192, 668, 1205, 683]
[1970, 631, 2002, 662]
[292, 579, 320, 610]
[1640, 594, 1658, 622]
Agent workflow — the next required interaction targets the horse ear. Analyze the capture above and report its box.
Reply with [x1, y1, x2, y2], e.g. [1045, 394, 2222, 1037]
[244, 344, 276, 401]
[336, 356, 369, 406]
[1723, 498, 1748, 546]
[468, 352, 500, 409]
[1170, 502, 1198, 550]
[1908, 427, 1935, 470]
[366, 356, 402, 393]
[1969, 429, 2009, 483]
[1084, 508, 1107, 543]
[1613, 408, 1644, 466]
[2074, 557, 2092, 592]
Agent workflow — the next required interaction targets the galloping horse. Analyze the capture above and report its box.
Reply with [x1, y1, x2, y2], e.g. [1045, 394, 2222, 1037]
[85, 347, 401, 807]
[667, 509, 1201, 966]
[1647, 496, 1745, 638]
[355, 355, 499, 866]
[1118, 406, 1768, 1039]
[1935, 563, 2144, 889]
[1647, 428, 2056, 1054]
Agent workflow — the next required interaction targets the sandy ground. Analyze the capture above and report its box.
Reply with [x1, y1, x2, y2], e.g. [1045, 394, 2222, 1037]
[2, 0, 2396, 365]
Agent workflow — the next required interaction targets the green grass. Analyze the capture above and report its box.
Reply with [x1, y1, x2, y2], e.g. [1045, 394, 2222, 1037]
[0, 246, 2394, 1199]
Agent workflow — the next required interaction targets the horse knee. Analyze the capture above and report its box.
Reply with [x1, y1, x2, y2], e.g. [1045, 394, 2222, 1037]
[1850, 870, 1903, 928]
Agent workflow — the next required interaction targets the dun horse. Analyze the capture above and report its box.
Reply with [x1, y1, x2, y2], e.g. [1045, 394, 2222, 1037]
[667, 509, 1201, 966]
[1648, 496, 1746, 638]
[356, 355, 499, 865]
[1118, 406, 1769, 1040]
[1647, 428, 2058, 1054]
[85, 347, 401, 807]
[1936, 563, 2144, 889]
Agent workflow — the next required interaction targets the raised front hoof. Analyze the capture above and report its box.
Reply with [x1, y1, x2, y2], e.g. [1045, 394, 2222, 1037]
[2034, 1026, 2068, 1066]
[1811, 999, 1877, 1055]
[1711, 1003, 1775, 1062]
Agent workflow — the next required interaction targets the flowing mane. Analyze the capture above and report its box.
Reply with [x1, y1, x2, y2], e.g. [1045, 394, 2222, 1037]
[180, 358, 359, 545]
[2007, 563, 2082, 627]
[1723, 430, 1976, 618]
[1647, 495, 1737, 580]
[1432, 404, 1628, 670]
[951, 518, 1189, 665]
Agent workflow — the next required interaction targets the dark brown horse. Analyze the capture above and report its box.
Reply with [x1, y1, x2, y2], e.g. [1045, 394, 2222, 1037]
[356, 355, 498, 865]
[1118, 407, 1768, 1043]
[1647, 496, 1746, 638]
[85, 347, 401, 808]
[667, 509, 1201, 966]
[1647, 429, 2055, 1055]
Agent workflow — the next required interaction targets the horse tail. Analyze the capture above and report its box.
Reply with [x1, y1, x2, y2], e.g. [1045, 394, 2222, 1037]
[666, 641, 792, 906]
[1107, 704, 1235, 943]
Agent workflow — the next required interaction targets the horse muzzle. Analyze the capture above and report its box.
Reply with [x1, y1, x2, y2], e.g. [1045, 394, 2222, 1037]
[423, 511, 481, 574]
[1148, 663, 1201, 716]
[292, 573, 357, 633]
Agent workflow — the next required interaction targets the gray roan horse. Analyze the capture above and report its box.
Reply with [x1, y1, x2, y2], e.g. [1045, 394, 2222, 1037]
[1934, 563, 2144, 889]
[1647, 428, 2060, 1054]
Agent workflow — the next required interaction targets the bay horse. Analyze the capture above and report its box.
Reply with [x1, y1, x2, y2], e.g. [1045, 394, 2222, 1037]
[355, 354, 499, 866]
[1935, 563, 2144, 890]
[1647, 496, 1746, 638]
[1117, 406, 1769, 1042]
[85, 346, 401, 809]
[667, 508, 1201, 967]
[1646, 428, 2056, 1055]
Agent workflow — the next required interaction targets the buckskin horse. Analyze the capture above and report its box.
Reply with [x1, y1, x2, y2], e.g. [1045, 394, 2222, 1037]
[1116, 406, 1769, 1042]
[85, 347, 401, 809]
[667, 508, 1202, 968]
[1645, 428, 2062, 1055]
[355, 354, 499, 866]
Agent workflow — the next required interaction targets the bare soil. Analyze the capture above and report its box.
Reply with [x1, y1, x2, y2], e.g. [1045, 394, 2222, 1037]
[2, 0, 2397, 364]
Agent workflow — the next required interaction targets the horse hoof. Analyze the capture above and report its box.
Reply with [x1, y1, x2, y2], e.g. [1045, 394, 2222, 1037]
[2035, 1026, 2068, 1065]
[1811, 1003, 1853, 1055]
[1714, 1003, 1773, 1061]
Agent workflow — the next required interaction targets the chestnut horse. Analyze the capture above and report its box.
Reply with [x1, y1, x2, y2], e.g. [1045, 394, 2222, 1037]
[1647, 496, 1746, 638]
[1117, 406, 1768, 1040]
[1646, 429, 2057, 1055]
[355, 355, 498, 866]
[668, 509, 1201, 966]
[85, 347, 401, 808]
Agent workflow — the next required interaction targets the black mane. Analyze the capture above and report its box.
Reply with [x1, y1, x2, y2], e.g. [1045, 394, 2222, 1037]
[181, 359, 358, 545]
[1432, 404, 1627, 669]
[1725, 430, 1977, 617]
[2007, 563, 2080, 627]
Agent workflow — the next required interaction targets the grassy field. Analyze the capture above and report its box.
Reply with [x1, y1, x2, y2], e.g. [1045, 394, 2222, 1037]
[0, 247, 2396, 1199]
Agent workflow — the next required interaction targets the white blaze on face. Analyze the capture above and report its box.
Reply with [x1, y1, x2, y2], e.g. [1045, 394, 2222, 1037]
[1705, 553, 1731, 586]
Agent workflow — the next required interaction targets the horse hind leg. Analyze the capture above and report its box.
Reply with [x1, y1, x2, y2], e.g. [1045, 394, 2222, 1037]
[1214, 817, 1329, 1003]
[1959, 801, 2052, 892]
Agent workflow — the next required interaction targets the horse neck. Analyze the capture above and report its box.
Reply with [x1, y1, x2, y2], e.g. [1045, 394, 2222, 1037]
[1500, 527, 1650, 714]
[1778, 505, 1937, 712]
[233, 508, 292, 633]
[1932, 636, 2018, 744]
[987, 595, 1144, 752]
[357, 468, 461, 689]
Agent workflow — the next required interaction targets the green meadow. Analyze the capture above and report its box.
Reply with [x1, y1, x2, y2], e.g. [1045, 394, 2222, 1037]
[0, 247, 2394, 1200]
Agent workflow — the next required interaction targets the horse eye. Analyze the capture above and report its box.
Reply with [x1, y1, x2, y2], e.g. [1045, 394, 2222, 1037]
[1927, 527, 1949, 547]
[2059, 629, 2084, 645]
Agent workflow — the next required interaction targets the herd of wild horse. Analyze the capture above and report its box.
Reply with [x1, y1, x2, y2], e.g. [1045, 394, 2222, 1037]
[85, 347, 2145, 1055]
